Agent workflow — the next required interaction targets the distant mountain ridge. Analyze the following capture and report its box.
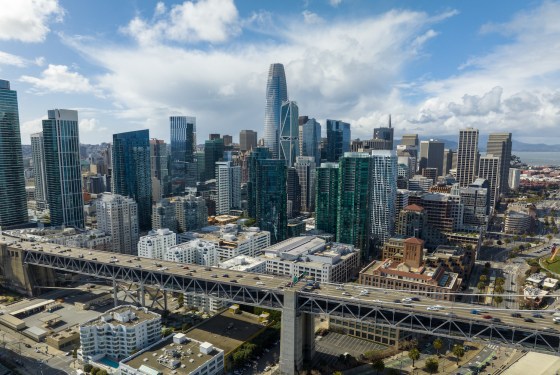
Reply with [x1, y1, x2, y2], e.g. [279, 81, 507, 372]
[414, 136, 560, 152]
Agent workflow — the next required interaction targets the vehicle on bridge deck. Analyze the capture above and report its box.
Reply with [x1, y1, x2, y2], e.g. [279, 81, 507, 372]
[426, 305, 444, 311]
[482, 314, 492, 319]
[471, 309, 480, 315]
[511, 312, 522, 318]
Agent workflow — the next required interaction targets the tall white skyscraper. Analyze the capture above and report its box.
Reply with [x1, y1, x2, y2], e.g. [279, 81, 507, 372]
[30, 132, 48, 210]
[96, 193, 139, 255]
[456, 128, 479, 187]
[369, 151, 398, 249]
[478, 155, 501, 209]
[264, 63, 288, 158]
[215, 161, 241, 215]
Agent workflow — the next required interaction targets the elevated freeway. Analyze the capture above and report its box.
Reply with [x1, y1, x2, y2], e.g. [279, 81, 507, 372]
[2, 236, 560, 374]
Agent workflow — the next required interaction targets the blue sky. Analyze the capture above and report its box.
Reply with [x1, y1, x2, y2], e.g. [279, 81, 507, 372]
[1, 0, 559, 145]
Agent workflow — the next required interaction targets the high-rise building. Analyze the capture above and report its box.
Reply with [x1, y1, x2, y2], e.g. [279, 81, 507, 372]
[460, 178, 489, 230]
[419, 140, 445, 176]
[509, 168, 520, 190]
[279, 100, 299, 167]
[337, 152, 371, 258]
[256, 159, 287, 244]
[478, 155, 501, 208]
[294, 156, 316, 213]
[96, 193, 139, 254]
[299, 116, 321, 166]
[422, 167, 438, 184]
[443, 149, 455, 175]
[239, 130, 257, 152]
[456, 128, 479, 187]
[204, 138, 224, 180]
[137, 228, 176, 260]
[373, 115, 394, 150]
[170, 116, 196, 192]
[152, 198, 177, 232]
[369, 151, 397, 253]
[195, 150, 205, 182]
[264, 63, 288, 158]
[286, 167, 301, 218]
[149, 139, 170, 203]
[486, 133, 512, 194]
[31, 132, 48, 210]
[222, 134, 232, 147]
[43, 109, 84, 228]
[112, 130, 151, 230]
[401, 134, 419, 148]
[247, 147, 270, 218]
[175, 195, 208, 232]
[215, 161, 241, 215]
[315, 163, 339, 235]
[326, 119, 351, 162]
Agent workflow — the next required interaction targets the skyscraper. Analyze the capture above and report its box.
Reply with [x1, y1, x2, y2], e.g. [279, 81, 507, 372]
[315, 163, 339, 235]
[401, 134, 419, 148]
[256, 159, 287, 244]
[42, 109, 84, 228]
[419, 140, 445, 176]
[294, 156, 316, 213]
[286, 167, 301, 218]
[373, 115, 394, 150]
[170, 116, 196, 192]
[279, 100, 299, 167]
[96, 193, 139, 255]
[369, 151, 397, 253]
[112, 130, 151, 230]
[443, 149, 455, 175]
[150, 139, 170, 203]
[337, 152, 371, 258]
[0, 80, 27, 227]
[264, 63, 288, 158]
[204, 137, 224, 181]
[247, 147, 270, 218]
[215, 161, 241, 215]
[478, 155, 501, 208]
[31, 132, 48, 210]
[299, 116, 321, 166]
[456, 128, 479, 187]
[239, 130, 257, 152]
[326, 119, 351, 162]
[486, 133, 512, 194]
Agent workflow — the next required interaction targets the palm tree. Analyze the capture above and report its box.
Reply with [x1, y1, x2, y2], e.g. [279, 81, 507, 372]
[433, 338, 443, 356]
[477, 281, 486, 303]
[494, 296, 504, 306]
[452, 344, 465, 365]
[408, 348, 420, 367]
[371, 358, 385, 374]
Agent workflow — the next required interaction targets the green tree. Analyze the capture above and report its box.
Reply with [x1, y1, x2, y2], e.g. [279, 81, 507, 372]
[91, 368, 100, 375]
[162, 327, 174, 336]
[83, 364, 93, 373]
[333, 372, 343, 375]
[371, 358, 385, 374]
[452, 345, 465, 365]
[494, 285, 505, 294]
[495, 277, 505, 286]
[484, 262, 492, 268]
[494, 296, 504, 306]
[433, 338, 443, 356]
[505, 238, 511, 244]
[408, 348, 421, 367]
[177, 293, 184, 308]
[424, 357, 439, 374]
[72, 348, 77, 359]
[479, 275, 488, 283]
[98, 371, 108, 375]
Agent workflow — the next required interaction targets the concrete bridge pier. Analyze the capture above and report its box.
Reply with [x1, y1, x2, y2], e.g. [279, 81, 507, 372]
[279, 290, 315, 375]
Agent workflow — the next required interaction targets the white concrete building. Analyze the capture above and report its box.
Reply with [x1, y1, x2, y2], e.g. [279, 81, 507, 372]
[370, 151, 397, 247]
[261, 236, 360, 283]
[79, 305, 161, 362]
[96, 193, 139, 255]
[165, 239, 219, 266]
[509, 168, 521, 190]
[137, 228, 177, 260]
[119, 333, 224, 375]
[218, 256, 267, 273]
[215, 161, 241, 215]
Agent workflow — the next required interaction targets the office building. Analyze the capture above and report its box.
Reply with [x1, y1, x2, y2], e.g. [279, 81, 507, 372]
[264, 63, 288, 158]
[152, 199, 177, 232]
[372, 115, 394, 150]
[315, 162, 339, 235]
[96, 193, 139, 255]
[419, 140, 445, 176]
[396, 189, 409, 213]
[294, 156, 316, 213]
[222, 134, 232, 147]
[337, 153, 371, 257]
[400, 134, 419, 148]
[175, 195, 208, 232]
[219, 256, 267, 273]
[239, 130, 257, 152]
[150, 139, 170, 202]
[0, 80, 27, 227]
[408, 175, 433, 192]
[113, 130, 151, 230]
[165, 239, 219, 266]
[137, 228, 176, 260]
[261, 236, 360, 283]
[30, 132, 48, 210]
[79, 305, 161, 362]
[215, 161, 241, 215]
[204, 138, 224, 181]
[369, 151, 397, 251]
[326, 119, 351, 162]
[422, 167, 438, 184]
[246, 147, 270, 218]
[487, 133, 512, 194]
[478, 155, 501, 208]
[256, 159, 287, 244]
[279, 100, 299, 167]
[460, 178, 489, 231]
[395, 204, 427, 239]
[299, 116, 321, 165]
[443, 149, 455, 175]
[119, 334, 224, 375]
[456, 128, 479, 187]
[42, 109, 84, 228]
[286, 167, 301, 217]
[509, 168, 521, 190]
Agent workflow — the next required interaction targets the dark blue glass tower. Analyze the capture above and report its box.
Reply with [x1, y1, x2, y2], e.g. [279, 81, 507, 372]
[256, 159, 287, 244]
[326, 119, 350, 162]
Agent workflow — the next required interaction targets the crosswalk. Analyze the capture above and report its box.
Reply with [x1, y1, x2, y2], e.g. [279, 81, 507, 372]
[487, 343, 499, 350]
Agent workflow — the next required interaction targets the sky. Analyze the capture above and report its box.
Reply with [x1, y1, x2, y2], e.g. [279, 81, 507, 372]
[1, 0, 560, 146]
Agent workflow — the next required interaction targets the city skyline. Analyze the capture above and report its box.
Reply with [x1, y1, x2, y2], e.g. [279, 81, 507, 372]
[0, 1, 559, 145]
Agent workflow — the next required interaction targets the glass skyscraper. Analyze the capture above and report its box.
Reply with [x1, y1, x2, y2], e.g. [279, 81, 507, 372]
[299, 116, 321, 166]
[264, 63, 288, 158]
[31, 132, 48, 210]
[279, 100, 299, 167]
[326, 119, 351, 162]
[112, 130, 152, 230]
[247, 147, 270, 218]
[170, 116, 196, 192]
[315, 162, 339, 235]
[256, 159, 287, 244]
[42, 109, 84, 228]
[0, 80, 27, 227]
[204, 137, 224, 181]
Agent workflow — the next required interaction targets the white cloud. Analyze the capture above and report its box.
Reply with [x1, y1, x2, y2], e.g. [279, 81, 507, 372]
[329, 0, 342, 7]
[0, 0, 64, 42]
[0, 51, 45, 68]
[122, 0, 240, 45]
[302, 10, 323, 25]
[20, 64, 101, 95]
[20, 116, 47, 144]
[79, 118, 102, 132]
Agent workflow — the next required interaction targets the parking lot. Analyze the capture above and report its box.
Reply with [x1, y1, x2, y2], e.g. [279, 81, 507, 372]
[311, 332, 386, 368]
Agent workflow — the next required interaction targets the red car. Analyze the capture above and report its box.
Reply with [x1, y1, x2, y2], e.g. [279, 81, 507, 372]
[482, 315, 492, 319]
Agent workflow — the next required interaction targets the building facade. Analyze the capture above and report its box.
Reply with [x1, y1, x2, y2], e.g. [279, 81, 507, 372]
[279, 100, 299, 167]
[30, 132, 48, 210]
[315, 163, 339, 236]
[96, 193, 139, 255]
[137, 229, 177, 259]
[456, 128, 479, 187]
[152, 199, 177, 232]
[326, 119, 351, 162]
[369, 151, 397, 251]
[215, 161, 241, 215]
[264, 63, 288, 158]
[239, 129, 257, 152]
[149, 138, 170, 202]
[165, 239, 219, 266]
[299, 116, 321, 165]
[486, 133, 512, 194]
[256, 159, 287, 244]
[175, 195, 208, 232]
[170, 116, 196, 193]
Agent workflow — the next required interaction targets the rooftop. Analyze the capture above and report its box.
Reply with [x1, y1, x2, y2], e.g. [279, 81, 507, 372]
[82, 305, 160, 328]
[218, 256, 266, 271]
[403, 204, 424, 212]
[180, 224, 268, 248]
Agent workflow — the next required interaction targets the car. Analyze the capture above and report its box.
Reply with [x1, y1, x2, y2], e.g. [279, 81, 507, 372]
[491, 317, 501, 322]
[482, 315, 492, 319]
[471, 309, 481, 314]
[427, 305, 444, 311]
[222, 274, 229, 278]
[359, 290, 369, 296]
[511, 312, 522, 318]
[335, 286, 344, 290]
[394, 299, 402, 303]
[24, 343, 31, 348]
[411, 297, 421, 301]
[230, 279, 238, 283]
[445, 312, 457, 317]
[373, 299, 382, 303]
[533, 313, 544, 318]
[342, 292, 351, 296]
[256, 281, 265, 285]
[211, 274, 217, 278]
[524, 318, 535, 323]
[401, 298, 413, 303]
[553, 316, 560, 323]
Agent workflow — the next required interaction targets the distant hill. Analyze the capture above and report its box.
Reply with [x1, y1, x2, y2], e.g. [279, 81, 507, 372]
[411, 136, 560, 152]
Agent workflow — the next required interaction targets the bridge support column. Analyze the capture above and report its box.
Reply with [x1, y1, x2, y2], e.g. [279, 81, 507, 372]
[113, 279, 118, 307]
[163, 290, 168, 311]
[279, 290, 315, 375]
[140, 283, 145, 307]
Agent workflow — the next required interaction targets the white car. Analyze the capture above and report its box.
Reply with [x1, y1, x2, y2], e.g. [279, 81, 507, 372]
[360, 290, 369, 296]
[553, 316, 560, 323]
[401, 298, 413, 303]
[336, 286, 344, 290]
[427, 305, 444, 311]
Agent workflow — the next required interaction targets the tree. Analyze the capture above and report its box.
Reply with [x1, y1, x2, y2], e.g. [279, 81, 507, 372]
[494, 296, 504, 306]
[505, 238, 511, 244]
[72, 348, 78, 359]
[479, 274, 488, 283]
[408, 348, 421, 367]
[98, 371, 108, 375]
[177, 293, 184, 308]
[497, 239, 503, 245]
[481, 267, 489, 275]
[162, 327, 174, 336]
[424, 357, 439, 374]
[91, 368, 100, 375]
[371, 358, 385, 374]
[495, 277, 505, 286]
[452, 345, 465, 365]
[484, 262, 491, 269]
[83, 364, 93, 373]
[433, 338, 443, 356]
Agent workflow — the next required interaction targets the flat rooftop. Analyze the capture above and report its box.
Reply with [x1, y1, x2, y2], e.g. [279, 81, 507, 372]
[264, 236, 325, 257]
[82, 305, 159, 327]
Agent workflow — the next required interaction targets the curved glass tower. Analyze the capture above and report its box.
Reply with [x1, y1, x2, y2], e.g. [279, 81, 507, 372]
[264, 63, 288, 158]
